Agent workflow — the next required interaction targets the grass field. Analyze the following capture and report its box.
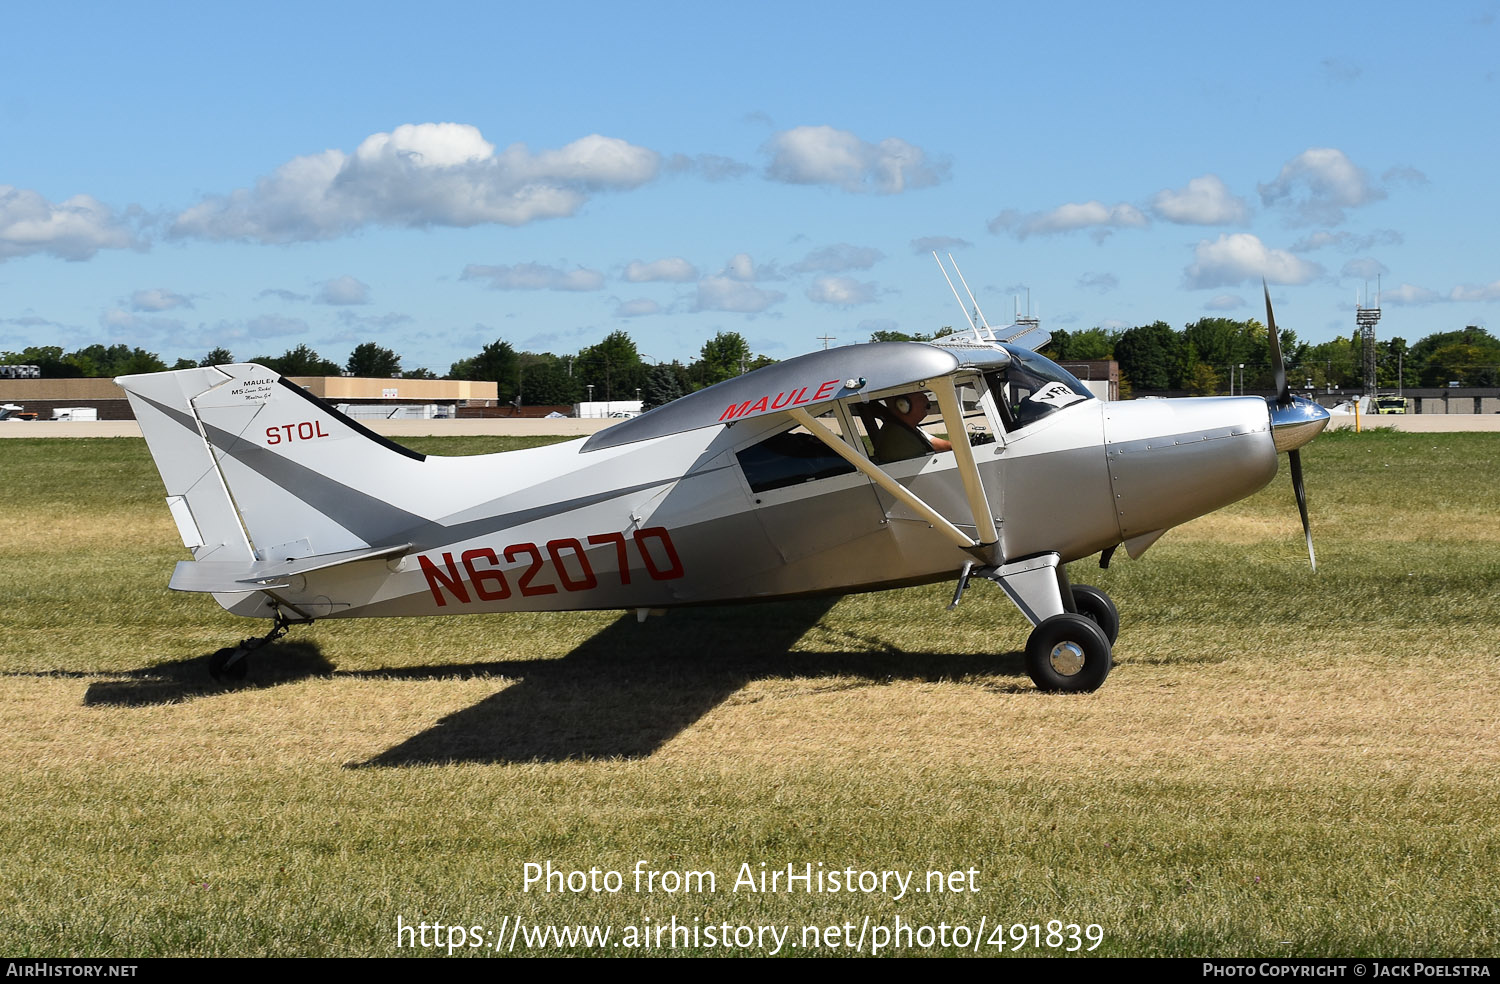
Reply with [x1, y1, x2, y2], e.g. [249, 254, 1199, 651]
[1, 430, 1497, 957]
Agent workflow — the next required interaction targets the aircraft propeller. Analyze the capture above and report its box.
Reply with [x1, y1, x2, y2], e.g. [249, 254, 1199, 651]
[1262, 281, 1329, 571]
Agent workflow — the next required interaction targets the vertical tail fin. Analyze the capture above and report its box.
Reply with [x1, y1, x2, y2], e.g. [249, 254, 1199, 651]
[117, 364, 430, 564]
[115, 365, 256, 564]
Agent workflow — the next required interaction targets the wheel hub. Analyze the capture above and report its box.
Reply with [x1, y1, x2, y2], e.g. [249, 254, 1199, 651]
[1049, 640, 1086, 676]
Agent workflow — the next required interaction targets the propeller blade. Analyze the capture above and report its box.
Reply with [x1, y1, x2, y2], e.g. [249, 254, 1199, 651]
[1289, 448, 1316, 571]
[1263, 280, 1290, 407]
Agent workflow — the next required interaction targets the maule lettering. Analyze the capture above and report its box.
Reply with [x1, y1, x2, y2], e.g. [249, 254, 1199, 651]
[719, 378, 840, 422]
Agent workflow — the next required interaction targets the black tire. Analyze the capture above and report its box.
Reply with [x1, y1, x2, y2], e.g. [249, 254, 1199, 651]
[1024, 613, 1112, 693]
[208, 646, 248, 682]
[1071, 584, 1119, 644]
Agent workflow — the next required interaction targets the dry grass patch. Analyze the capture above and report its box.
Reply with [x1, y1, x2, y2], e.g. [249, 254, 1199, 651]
[2, 432, 1498, 957]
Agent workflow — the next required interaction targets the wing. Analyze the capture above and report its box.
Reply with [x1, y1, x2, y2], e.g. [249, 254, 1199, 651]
[582, 341, 1011, 453]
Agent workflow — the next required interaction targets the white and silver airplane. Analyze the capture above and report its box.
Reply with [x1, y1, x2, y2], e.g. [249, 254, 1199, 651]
[116, 285, 1327, 692]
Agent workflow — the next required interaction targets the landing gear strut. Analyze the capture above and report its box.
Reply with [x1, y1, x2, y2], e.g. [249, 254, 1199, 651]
[957, 553, 1117, 692]
[208, 606, 297, 681]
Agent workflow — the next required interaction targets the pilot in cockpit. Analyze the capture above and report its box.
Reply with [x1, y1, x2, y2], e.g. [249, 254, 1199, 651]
[863, 391, 954, 463]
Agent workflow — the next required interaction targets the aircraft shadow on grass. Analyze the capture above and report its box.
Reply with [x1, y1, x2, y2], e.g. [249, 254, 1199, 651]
[77, 597, 1026, 763]
[81, 641, 335, 707]
[355, 598, 1027, 766]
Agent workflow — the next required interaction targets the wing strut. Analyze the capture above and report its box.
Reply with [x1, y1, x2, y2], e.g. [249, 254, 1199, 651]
[932, 377, 999, 547]
[787, 407, 977, 550]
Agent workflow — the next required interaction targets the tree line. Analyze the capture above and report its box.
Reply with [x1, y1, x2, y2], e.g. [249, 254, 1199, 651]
[1, 331, 777, 410]
[6, 321, 1496, 409]
[1044, 320, 1500, 396]
[878, 319, 1500, 395]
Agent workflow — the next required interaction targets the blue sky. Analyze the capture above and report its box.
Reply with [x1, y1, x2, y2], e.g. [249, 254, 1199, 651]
[3, 1, 1497, 373]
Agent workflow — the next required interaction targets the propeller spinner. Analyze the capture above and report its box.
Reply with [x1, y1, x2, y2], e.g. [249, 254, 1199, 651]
[1263, 282, 1330, 570]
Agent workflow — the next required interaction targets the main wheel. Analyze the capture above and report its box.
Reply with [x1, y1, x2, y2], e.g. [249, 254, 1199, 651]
[1071, 584, 1119, 644]
[1024, 613, 1112, 693]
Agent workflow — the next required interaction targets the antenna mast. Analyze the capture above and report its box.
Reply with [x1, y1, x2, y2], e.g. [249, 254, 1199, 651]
[1356, 276, 1382, 395]
[932, 252, 981, 332]
[1015, 287, 1040, 334]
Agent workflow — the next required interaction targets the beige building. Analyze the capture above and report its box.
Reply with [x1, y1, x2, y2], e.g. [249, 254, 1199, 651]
[0, 375, 498, 420]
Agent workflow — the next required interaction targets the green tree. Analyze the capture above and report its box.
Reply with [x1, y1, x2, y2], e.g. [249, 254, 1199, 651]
[1301, 335, 1362, 391]
[1410, 327, 1500, 387]
[1113, 322, 1180, 392]
[1184, 361, 1221, 396]
[517, 354, 581, 406]
[200, 347, 236, 367]
[450, 340, 520, 403]
[869, 329, 936, 343]
[252, 344, 341, 376]
[693, 331, 753, 387]
[401, 367, 437, 380]
[641, 363, 687, 411]
[1052, 327, 1117, 361]
[576, 331, 645, 401]
[346, 342, 402, 377]
[1, 346, 77, 377]
[59, 343, 167, 377]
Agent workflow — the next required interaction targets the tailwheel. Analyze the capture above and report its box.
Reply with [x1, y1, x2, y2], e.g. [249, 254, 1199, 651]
[1070, 584, 1119, 644]
[208, 646, 249, 681]
[206, 605, 298, 682]
[1024, 613, 1112, 693]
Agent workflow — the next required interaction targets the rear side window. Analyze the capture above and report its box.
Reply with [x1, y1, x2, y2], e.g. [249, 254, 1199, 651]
[737, 427, 856, 493]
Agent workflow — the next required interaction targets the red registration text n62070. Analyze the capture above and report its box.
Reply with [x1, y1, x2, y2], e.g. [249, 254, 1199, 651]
[418, 527, 684, 606]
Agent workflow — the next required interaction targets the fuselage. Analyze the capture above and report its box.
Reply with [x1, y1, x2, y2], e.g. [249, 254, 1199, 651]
[224, 384, 1280, 621]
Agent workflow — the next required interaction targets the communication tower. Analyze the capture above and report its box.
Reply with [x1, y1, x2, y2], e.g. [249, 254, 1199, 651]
[1356, 278, 1381, 395]
[1014, 288, 1040, 333]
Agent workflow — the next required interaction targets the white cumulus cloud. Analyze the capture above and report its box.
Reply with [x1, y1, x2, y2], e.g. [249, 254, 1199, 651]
[1258, 148, 1384, 225]
[1204, 294, 1246, 311]
[1, 185, 140, 261]
[614, 298, 664, 317]
[317, 275, 371, 305]
[1077, 272, 1119, 294]
[623, 257, 698, 283]
[129, 288, 193, 311]
[1369, 280, 1500, 306]
[806, 276, 877, 306]
[1289, 229, 1403, 253]
[910, 235, 971, 254]
[460, 262, 605, 292]
[790, 243, 884, 274]
[1182, 233, 1322, 289]
[1150, 175, 1249, 225]
[694, 277, 784, 313]
[1449, 280, 1500, 303]
[988, 201, 1149, 242]
[764, 125, 948, 194]
[244, 314, 312, 339]
[170, 124, 661, 243]
[721, 253, 782, 282]
[1380, 283, 1445, 306]
[1340, 258, 1389, 280]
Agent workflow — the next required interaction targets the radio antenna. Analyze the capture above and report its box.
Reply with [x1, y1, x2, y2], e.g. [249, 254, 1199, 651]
[932, 251, 978, 331]
[947, 253, 991, 330]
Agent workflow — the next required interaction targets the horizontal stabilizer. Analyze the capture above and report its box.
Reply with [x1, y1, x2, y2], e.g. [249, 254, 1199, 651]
[169, 542, 412, 593]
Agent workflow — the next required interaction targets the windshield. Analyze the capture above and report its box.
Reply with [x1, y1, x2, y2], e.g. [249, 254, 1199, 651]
[986, 345, 1093, 430]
